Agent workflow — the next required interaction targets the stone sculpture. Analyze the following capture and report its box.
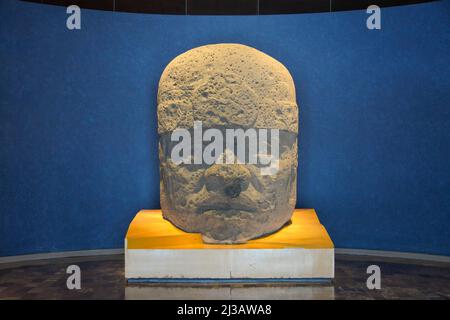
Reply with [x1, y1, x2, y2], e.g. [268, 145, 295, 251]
[158, 43, 298, 244]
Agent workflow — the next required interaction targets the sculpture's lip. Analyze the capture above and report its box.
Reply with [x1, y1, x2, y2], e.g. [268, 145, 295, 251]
[197, 203, 257, 215]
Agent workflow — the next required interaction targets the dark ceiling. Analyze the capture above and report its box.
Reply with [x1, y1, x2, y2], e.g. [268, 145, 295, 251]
[22, 0, 437, 15]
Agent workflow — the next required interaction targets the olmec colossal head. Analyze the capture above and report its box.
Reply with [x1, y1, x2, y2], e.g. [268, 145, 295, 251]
[158, 44, 298, 244]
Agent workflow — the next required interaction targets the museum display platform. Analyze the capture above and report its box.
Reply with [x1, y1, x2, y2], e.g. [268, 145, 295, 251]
[125, 209, 334, 281]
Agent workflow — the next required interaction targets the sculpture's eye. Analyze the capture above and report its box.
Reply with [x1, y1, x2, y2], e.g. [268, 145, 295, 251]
[179, 163, 207, 172]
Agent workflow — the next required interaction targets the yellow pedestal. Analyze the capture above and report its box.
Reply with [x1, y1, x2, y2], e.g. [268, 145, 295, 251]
[125, 209, 334, 280]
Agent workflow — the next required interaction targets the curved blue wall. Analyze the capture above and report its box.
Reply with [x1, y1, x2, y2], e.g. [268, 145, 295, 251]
[1, 0, 449, 256]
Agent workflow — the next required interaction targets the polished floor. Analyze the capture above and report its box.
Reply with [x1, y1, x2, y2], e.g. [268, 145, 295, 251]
[0, 254, 449, 299]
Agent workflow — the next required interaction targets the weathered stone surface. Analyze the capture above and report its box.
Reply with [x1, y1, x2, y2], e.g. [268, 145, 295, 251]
[158, 44, 299, 244]
[158, 43, 298, 134]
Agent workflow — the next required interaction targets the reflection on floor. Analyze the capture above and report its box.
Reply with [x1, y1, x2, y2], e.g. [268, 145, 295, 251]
[126, 283, 334, 300]
[0, 254, 449, 299]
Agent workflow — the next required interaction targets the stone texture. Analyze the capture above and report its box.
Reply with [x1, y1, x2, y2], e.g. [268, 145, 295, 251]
[158, 43, 299, 244]
[157, 43, 298, 134]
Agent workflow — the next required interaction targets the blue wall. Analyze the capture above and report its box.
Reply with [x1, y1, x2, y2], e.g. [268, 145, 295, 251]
[1, 0, 449, 256]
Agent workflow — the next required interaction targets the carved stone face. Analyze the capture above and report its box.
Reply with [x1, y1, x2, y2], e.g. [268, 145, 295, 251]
[158, 44, 298, 244]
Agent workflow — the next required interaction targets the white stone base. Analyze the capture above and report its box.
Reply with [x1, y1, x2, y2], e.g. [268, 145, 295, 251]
[124, 209, 334, 281]
[125, 245, 334, 280]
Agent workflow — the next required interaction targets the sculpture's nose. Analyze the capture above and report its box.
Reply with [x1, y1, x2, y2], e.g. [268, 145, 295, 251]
[204, 164, 251, 198]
